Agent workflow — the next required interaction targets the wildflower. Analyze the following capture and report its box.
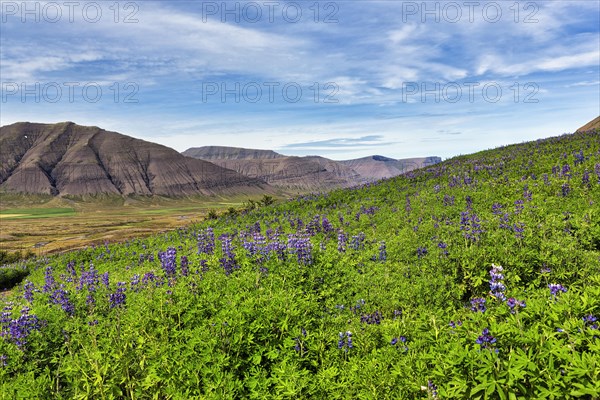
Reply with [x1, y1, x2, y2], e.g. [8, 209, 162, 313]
[470, 297, 486, 313]
[109, 282, 126, 309]
[416, 247, 428, 258]
[360, 311, 382, 325]
[349, 233, 366, 251]
[476, 328, 497, 350]
[449, 320, 462, 329]
[287, 234, 312, 265]
[506, 298, 525, 314]
[42, 266, 56, 293]
[197, 227, 215, 255]
[488, 264, 506, 301]
[338, 331, 353, 351]
[548, 283, 567, 297]
[437, 242, 448, 256]
[23, 281, 35, 303]
[159, 247, 177, 277]
[583, 315, 598, 330]
[378, 242, 387, 261]
[427, 380, 439, 399]
[50, 288, 75, 315]
[561, 183, 570, 197]
[0, 354, 7, 367]
[101, 272, 110, 288]
[337, 230, 347, 253]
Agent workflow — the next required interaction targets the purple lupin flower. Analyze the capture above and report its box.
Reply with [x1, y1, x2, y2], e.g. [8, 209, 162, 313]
[337, 331, 353, 351]
[197, 227, 215, 255]
[583, 315, 598, 330]
[548, 283, 567, 297]
[159, 247, 177, 277]
[437, 242, 448, 256]
[50, 288, 75, 315]
[506, 298, 525, 314]
[42, 266, 56, 293]
[23, 281, 35, 303]
[101, 272, 110, 288]
[378, 241, 387, 261]
[476, 327, 497, 350]
[470, 297, 487, 313]
[180, 256, 189, 277]
[109, 282, 126, 309]
[416, 247, 427, 259]
[337, 230, 347, 253]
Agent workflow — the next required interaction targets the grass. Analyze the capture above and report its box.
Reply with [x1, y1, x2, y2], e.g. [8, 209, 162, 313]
[0, 195, 271, 255]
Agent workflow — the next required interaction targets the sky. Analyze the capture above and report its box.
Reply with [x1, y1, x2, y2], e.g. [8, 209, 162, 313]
[1, 0, 599, 160]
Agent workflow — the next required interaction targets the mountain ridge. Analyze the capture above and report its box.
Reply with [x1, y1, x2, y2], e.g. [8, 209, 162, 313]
[0, 122, 271, 197]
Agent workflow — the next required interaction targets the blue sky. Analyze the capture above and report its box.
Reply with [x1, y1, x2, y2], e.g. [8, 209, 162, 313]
[1, 0, 598, 160]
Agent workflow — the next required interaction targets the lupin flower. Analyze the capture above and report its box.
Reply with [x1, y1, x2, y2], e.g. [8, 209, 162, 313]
[337, 230, 347, 253]
[548, 283, 567, 297]
[449, 320, 462, 329]
[470, 297, 487, 313]
[360, 311, 382, 325]
[583, 315, 598, 330]
[506, 298, 525, 314]
[23, 281, 35, 303]
[378, 242, 387, 261]
[197, 227, 215, 255]
[489, 264, 506, 301]
[416, 247, 428, 258]
[109, 282, 126, 309]
[338, 331, 353, 351]
[159, 247, 177, 277]
[476, 328, 497, 351]
[427, 380, 439, 399]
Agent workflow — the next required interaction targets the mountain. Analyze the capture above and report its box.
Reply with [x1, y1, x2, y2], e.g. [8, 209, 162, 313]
[0, 122, 271, 197]
[183, 146, 285, 160]
[576, 116, 600, 132]
[183, 146, 441, 190]
[183, 146, 365, 191]
[339, 155, 442, 181]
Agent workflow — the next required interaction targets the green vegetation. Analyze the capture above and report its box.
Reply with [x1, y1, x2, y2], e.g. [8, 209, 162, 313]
[1, 130, 599, 398]
[0, 207, 76, 219]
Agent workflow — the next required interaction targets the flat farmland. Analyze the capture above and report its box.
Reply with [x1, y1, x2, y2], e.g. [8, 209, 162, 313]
[0, 197, 250, 255]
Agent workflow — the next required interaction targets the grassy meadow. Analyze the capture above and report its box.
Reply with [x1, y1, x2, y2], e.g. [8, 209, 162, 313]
[0, 130, 599, 398]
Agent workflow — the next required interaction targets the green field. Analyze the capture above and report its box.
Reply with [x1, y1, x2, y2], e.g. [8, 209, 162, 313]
[0, 207, 76, 219]
[0, 195, 268, 255]
[1, 130, 599, 398]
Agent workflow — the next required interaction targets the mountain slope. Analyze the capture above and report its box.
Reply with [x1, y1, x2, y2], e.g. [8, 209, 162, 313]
[183, 146, 442, 190]
[0, 122, 270, 197]
[576, 115, 600, 132]
[340, 155, 442, 181]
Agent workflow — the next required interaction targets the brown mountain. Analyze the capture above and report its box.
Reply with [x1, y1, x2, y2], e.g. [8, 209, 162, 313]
[183, 146, 442, 190]
[184, 146, 285, 160]
[340, 155, 443, 181]
[576, 116, 600, 132]
[0, 122, 271, 197]
[183, 147, 365, 191]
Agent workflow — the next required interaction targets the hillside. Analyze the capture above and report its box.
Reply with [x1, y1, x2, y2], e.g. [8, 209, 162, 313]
[576, 115, 600, 132]
[0, 122, 271, 197]
[1, 128, 599, 397]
